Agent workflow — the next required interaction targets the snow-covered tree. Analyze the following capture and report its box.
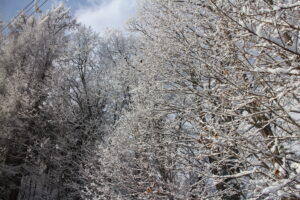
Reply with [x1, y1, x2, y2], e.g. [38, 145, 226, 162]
[0, 4, 76, 199]
[1, 0, 299, 199]
[93, 0, 300, 199]
[74, 30, 142, 199]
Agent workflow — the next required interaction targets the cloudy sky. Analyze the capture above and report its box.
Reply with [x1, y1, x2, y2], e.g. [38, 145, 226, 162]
[0, 0, 137, 33]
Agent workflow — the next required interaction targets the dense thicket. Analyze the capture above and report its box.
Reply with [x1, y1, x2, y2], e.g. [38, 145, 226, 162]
[0, 1, 299, 200]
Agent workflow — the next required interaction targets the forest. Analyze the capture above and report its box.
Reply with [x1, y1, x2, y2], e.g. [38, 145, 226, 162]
[0, 0, 299, 199]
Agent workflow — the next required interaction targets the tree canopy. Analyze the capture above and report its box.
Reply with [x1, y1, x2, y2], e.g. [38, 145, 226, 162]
[0, 1, 299, 200]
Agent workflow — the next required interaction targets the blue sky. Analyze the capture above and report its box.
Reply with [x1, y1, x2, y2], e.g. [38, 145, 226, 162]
[0, 0, 137, 33]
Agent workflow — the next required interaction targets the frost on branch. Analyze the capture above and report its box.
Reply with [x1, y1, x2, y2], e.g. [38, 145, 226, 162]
[1, 0, 300, 199]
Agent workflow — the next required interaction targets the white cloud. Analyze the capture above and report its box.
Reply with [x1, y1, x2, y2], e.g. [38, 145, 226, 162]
[75, 0, 137, 33]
